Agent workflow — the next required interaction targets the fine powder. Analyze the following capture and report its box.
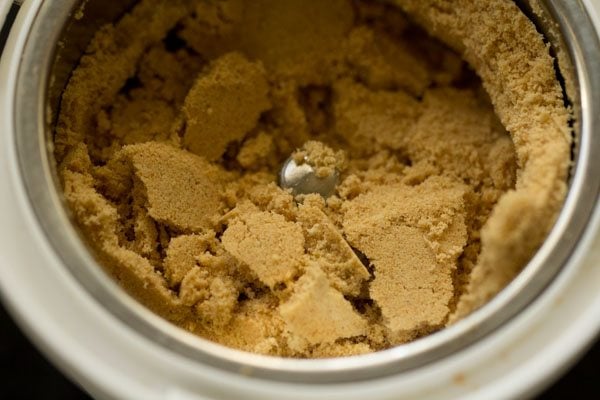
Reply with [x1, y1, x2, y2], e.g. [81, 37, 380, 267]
[54, 0, 571, 357]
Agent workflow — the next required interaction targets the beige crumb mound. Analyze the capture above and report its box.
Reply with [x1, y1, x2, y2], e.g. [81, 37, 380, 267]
[55, 0, 570, 357]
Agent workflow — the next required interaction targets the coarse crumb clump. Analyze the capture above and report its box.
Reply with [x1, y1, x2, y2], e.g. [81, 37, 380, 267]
[292, 141, 346, 178]
[54, 0, 570, 357]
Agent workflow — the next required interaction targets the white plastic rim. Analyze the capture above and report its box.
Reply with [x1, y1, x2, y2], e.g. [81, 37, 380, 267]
[1, 1, 600, 399]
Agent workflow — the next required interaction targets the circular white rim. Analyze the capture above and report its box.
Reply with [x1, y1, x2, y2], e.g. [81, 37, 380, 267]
[1, 1, 600, 399]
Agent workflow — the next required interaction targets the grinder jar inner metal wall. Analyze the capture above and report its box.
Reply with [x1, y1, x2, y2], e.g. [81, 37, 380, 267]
[11, 0, 600, 383]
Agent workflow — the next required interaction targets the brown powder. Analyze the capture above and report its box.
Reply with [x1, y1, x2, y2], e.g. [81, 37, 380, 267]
[292, 141, 346, 178]
[393, 0, 571, 319]
[343, 178, 468, 338]
[280, 264, 368, 352]
[181, 52, 271, 160]
[297, 204, 369, 297]
[54, 0, 570, 357]
[126, 142, 229, 232]
[222, 203, 305, 288]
